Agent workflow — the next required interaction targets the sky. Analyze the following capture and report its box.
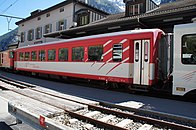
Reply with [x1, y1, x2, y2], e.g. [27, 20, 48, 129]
[0, 0, 64, 36]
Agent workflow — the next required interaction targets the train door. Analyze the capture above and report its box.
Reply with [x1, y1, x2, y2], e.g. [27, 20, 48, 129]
[133, 39, 150, 85]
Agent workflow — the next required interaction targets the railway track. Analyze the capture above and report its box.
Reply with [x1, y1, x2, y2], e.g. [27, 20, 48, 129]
[0, 74, 195, 130]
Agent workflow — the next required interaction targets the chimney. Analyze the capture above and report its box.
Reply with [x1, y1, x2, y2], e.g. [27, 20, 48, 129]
[31, 9, 42, 16]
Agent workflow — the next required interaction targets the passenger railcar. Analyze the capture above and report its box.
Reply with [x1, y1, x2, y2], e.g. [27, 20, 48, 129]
[14, 29, 164, 90]
[0, 49, 14, 69]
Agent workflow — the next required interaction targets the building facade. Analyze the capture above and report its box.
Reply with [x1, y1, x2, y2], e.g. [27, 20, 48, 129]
[124, 0, 158, 17]
[16, 0, 108, 47]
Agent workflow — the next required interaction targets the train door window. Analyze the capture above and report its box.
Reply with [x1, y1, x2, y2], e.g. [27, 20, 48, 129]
[9, 51, 14, 59]
[59, 48, 68, 61]
[144, 41, 149, 62]
[19, 52, 24, 61]
[182, 34, 196, 64]
[48, 49, 56, 61]
[113, 44, 122, 62]
[25, 52, 30, 61]
[88, 45, 103, 61]
[31, 51, 37, 61]
[72, 47, 84, 61]
[135, 42, 139, 62]
[39, 50, 45, 61]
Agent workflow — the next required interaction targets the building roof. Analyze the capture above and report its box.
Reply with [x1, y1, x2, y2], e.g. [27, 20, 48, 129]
[16, 0, 109, 25]
[44, 0, 196, 38]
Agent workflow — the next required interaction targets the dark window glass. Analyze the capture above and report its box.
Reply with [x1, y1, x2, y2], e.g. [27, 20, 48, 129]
[88, 45, 103, 61]
[182, 34, 196, 64]
[78, 12, 90, 26]
[59, 48, 68, 61]
[72, 47, 84, 61]
[36, 27, 42, 39]
[9, 51, 14, 59]
[113, 44, 122, 62]
[28, 29, 34, 41]
[48, 49, 56, 61]
[135, 42, 139, 62]
[19, 52, 24, 61]
[31, 51, 37, 61]
[39, 50, 45, 61]
[45, 24, 52, 34]
[21, 32, 25, 42]
[25, 52, 30, 61]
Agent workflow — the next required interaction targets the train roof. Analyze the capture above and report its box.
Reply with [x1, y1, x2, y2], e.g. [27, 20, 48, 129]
[17, 29, 163, 50]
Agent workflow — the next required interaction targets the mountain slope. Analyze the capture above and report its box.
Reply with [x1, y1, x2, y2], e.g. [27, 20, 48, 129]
[0, 28, 18, 51]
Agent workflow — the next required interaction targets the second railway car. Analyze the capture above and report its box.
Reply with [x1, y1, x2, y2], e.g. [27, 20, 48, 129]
[14, 29, 164, 90]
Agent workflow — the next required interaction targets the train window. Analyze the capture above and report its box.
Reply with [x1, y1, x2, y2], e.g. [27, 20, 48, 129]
[113, 44, 122, 62]
[48, 49, 56, 61]
[59, 48, 68, 61]
[25, 52, 30, 61]
[31, 51, 37, 61]
[39, 50, 45, 61]
[28, 29, 34, 41]
[182, 34, 196, 64]
[9, 51, 14, 59]
[19, 52, 24, 61]
[135, 42, 139, 62]
[88, 45, 103, 61]
[72, 47, 84, 61]
[144, 41, 149, 62]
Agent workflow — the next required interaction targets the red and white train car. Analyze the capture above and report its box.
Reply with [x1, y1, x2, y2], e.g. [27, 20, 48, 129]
[0, 49, 14, 69]
[14, 29, 164, 89]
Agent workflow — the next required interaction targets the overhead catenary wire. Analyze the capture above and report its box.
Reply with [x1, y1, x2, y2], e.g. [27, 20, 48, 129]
[1, 0, 20, 14]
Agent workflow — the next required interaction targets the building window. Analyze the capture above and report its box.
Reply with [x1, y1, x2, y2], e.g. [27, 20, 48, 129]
[72, 47, 84, 61]
[31, 51, 37, 61]
[56, 20, 67, 31]
[60, 7, 64, 12]
[46, 13, 50, 17]
[36, 27, 42, 39]
[88, 45, 103, 61]
[78, 12, 90, 26]
[44, 24, 52, 34]
[48, 49, 56, 61]
[128, 3, 144, 16]
[37, 17, 41, 21]
[59, 48, 68, 61]
[20, 32, 25, 42]
[182, 34, 196, 64]
[28, 29, 34, 41]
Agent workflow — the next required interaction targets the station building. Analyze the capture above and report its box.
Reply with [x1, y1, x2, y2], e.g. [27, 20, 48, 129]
[16, 0, 108, 47]
[45, 0, 196, 38]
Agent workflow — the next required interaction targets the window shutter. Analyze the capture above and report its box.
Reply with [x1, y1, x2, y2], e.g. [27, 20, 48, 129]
[56, 22, 59, 31]
[50, 24, 52, 32]
[64, 19, 67, 30]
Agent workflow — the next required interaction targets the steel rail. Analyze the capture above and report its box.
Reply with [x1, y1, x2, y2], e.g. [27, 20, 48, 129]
[0, 75, 195, 130]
